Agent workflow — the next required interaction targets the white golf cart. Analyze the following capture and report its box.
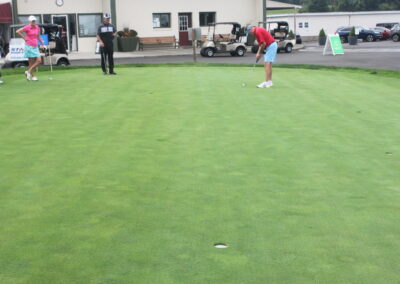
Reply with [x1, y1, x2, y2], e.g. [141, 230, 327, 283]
[3, 24, 70, 68]
[251, 21, 296, 54]
[200, 22, 247, 57]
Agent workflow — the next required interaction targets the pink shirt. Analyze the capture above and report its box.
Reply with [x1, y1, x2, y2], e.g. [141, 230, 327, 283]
[22, 24, 40, 47]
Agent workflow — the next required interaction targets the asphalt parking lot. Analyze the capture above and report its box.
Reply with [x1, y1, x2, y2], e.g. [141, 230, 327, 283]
[69, 40, 400, 70]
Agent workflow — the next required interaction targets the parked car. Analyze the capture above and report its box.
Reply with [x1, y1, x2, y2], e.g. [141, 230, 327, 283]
[336, 26, 382, 43]
[372, 27, 391, 40]
[376, 22, 400, 30]
[391, 24, 400, 42]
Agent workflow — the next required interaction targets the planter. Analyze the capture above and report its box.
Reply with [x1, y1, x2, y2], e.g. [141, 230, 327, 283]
[318, 36, 327, 46]
[113, 37, 118, 51]
[118, 37, 139, 51]
[348, 36, 358, 45]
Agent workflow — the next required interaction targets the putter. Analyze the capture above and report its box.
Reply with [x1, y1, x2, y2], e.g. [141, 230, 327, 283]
[242, 59, 258, 87]
[48, 46, 53, 80]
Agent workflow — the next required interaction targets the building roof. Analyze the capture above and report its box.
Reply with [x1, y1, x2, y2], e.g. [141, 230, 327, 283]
[267, 0, 302, 10]
[267, 10, 400, 18]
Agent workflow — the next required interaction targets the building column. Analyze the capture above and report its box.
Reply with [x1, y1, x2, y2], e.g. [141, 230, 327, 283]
[12, 0, 18, 24]
[110, 0, 117, 28]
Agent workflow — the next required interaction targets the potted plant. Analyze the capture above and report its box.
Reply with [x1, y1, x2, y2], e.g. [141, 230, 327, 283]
[348, 26, 358, 45]
[117, 28, 139, 51]
[288, 30, 295, 39]
[318, 28, 327, 46]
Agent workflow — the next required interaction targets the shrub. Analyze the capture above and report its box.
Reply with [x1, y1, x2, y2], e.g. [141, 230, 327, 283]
[128, 30, 138, 38]
[319, 28, 326, 37]
[288, 30, 295, 39]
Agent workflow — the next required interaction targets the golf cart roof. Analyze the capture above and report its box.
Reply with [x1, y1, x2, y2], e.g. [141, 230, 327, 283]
[259, 21, 289, 26]
[209, 22, 241, 27]
[10, 23, 62, 29]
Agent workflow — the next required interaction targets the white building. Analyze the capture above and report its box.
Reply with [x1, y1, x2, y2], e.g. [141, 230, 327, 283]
[13, 0, 265, 52]
[267, 10, 400, 38]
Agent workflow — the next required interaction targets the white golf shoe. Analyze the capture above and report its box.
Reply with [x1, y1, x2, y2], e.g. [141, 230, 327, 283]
[25, 71, 31, 81]
[31, 76, 38, 81]
[256, 81, 272, 88]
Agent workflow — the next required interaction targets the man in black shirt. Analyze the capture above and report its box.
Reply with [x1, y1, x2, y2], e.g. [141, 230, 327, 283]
[97, 13, 117, 75]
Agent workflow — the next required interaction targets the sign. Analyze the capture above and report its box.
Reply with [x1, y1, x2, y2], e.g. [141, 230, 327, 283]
[323, 35, 344, 56]
[39, 34, 49, 46]
[188, 28, 202, 41]
[8, 38, 27, 61]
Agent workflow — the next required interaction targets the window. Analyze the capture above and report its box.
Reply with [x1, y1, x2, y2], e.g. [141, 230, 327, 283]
[299, 22, 303, 28]
[305, 22, 309, 28]
[78, 14, 102, 37]
[199, 12, 216, 27]
[153, 13, 171, 28]
[18, 15, 42, 24]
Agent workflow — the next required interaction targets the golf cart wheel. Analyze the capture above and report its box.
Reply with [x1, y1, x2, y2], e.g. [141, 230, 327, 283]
[205, 48, 214, 57]
[285, 44, 293, 53]
[392, 34, 400, 42]
[13, 62, 28, 68]
[200, 48, 206, 57]
[366, 34, 374, 42]
[57, 58, 69, 66]
[235, 47, 246, 57]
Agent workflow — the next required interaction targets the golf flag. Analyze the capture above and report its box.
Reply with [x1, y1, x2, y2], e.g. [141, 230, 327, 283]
[323, 35, 344, 56]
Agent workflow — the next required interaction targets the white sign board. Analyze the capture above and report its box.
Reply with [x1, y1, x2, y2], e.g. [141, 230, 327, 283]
[9, 38, 27, 61]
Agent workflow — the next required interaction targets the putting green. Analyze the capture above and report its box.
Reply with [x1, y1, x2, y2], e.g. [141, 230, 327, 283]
[0, 66, 399, 283]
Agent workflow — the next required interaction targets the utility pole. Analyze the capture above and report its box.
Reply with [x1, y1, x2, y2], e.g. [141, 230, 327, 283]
[263, 0, 267, 28]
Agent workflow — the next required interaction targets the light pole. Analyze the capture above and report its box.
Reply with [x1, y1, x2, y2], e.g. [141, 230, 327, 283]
[263, 0, 267, 28]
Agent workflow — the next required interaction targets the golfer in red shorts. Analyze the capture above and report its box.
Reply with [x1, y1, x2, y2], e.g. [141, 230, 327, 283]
[246, 25, 278, 88]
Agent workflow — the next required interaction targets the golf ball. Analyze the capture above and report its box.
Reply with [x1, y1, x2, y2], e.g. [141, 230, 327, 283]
[241, 83, 247, 87]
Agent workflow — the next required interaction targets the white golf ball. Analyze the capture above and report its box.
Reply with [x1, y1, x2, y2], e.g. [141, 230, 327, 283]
[241, 83, 246, 87]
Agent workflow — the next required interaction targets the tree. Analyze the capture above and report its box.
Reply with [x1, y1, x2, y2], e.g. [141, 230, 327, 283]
[306, 0, 329, 12]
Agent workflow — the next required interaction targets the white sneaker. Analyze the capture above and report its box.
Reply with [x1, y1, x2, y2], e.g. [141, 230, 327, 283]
[0, 79, 3, 84]
[25, 71, 31, 81]
[257, 81, 272, 88]
[267, 81, 273, 87]
[31, 76, 38, 81]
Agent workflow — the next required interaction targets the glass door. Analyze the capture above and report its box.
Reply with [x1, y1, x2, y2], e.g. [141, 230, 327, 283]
[52, 15, 70, 51]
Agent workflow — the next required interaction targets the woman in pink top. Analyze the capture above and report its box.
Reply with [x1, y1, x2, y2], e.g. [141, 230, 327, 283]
[16, 15, 45, 81]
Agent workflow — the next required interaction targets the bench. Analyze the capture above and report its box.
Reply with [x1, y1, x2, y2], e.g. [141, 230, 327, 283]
[139, 36, 178, 50]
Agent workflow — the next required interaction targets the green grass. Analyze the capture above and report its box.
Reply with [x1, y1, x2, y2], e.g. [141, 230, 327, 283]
[0, 66, 399, 283]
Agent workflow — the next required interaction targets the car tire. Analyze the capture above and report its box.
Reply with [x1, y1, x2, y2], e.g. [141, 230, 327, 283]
[13, 62, 28, 68]
[393, 34, 400, 42]
[205, 48, 214, 57]
[57, 58, 69, 66]
[366, 34, 374, 42]
[285, 44, 293, 53]
[235, 47, 246, 56]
